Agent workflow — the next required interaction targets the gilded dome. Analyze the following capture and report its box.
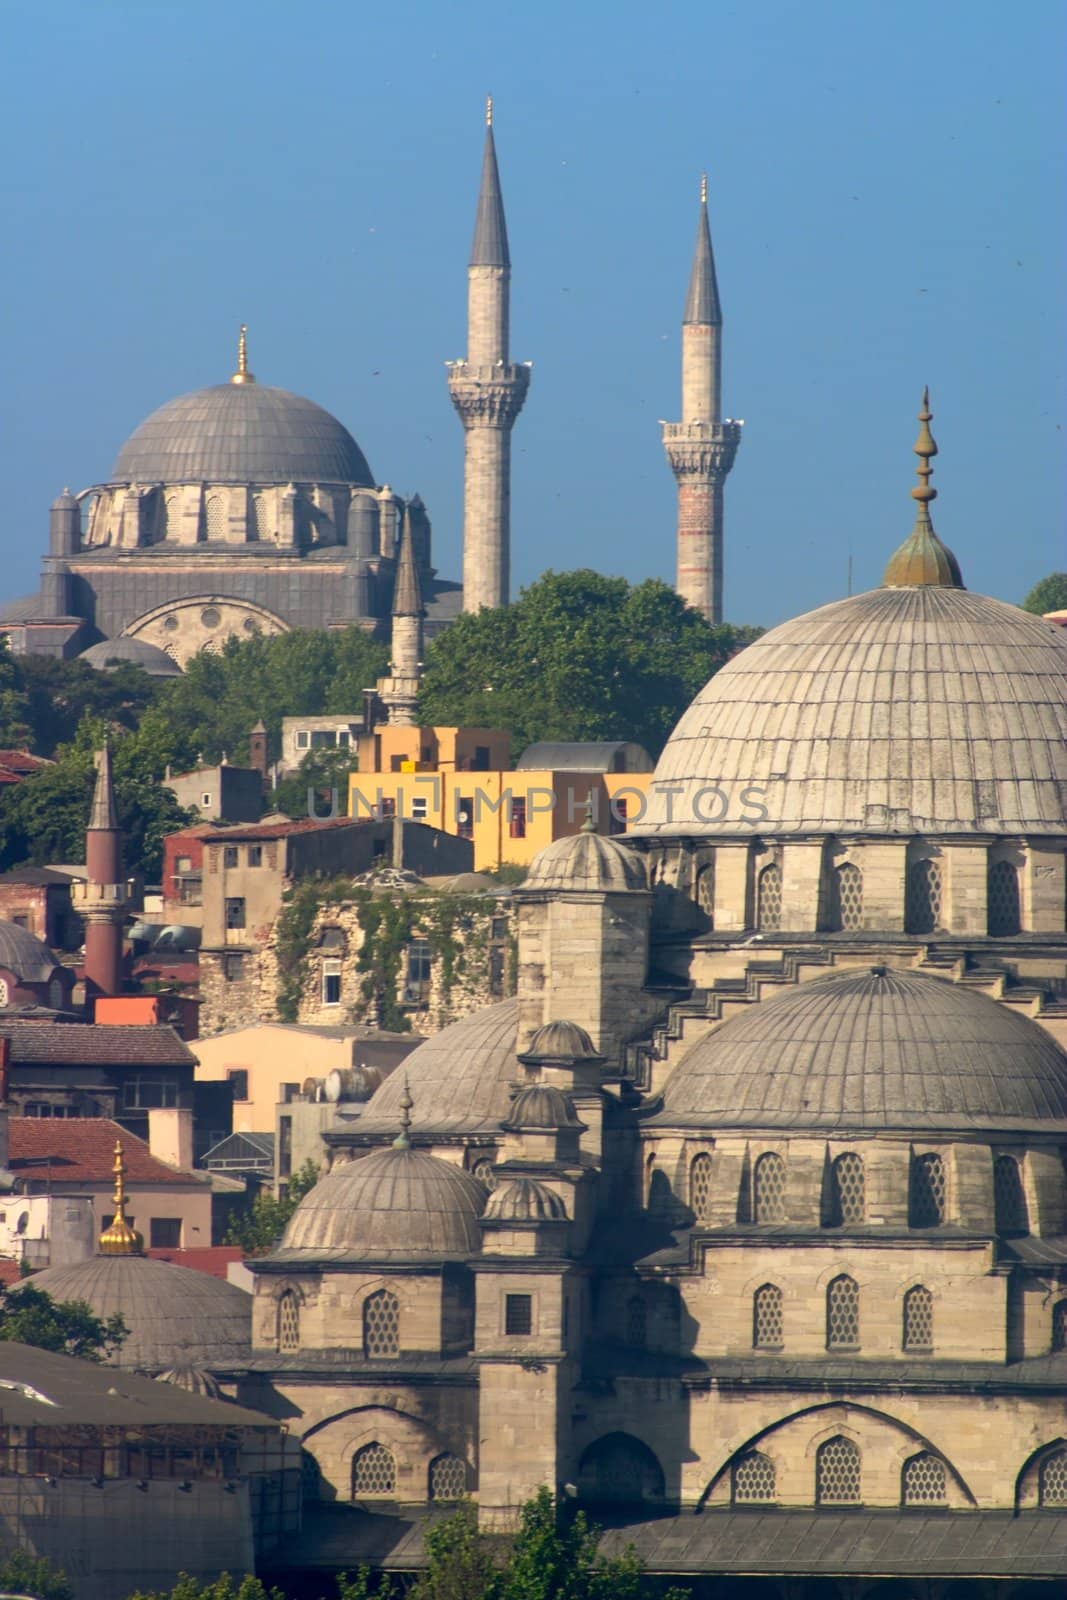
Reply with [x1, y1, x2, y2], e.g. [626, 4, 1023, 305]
[275, 1145, 486, 1261]
[653, 967, 1067, 1135]
[525, 827, 648, 892]
[484, 1178, 568, 1222]
[112, 383, 374, 487]
[633, 587, 1067, 837]
[356, 999, 520, 1136]
[19, 1256, 252, 1370]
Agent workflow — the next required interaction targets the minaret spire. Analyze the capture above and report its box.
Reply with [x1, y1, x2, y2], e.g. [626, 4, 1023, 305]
[73, 741, 128, 1002]
[883, 389, 964, 588]
[448, 100, 530, 612]
[662, 174, 741, 622]
[231, 324, 255, 385]
[376, 505, 426, 726]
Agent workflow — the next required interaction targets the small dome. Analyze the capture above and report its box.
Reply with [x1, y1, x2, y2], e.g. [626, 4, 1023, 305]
[19, 1256, 252, 1370]
[484, 1178, 568, 1223]
[503, 1084, 585, 1131]
[357, 998, 520, 1136]
[0, 920, 59, 984]
[276, 1145, 486, 1261]
[80, 637, 183, 677]
[523, 1020, 601, 1061]
[112, 383, 374, 487]
[156, 1364, 223, 1399]
[51, 489, 78, 510]
[525, 828, 647, 892]
[654, 967, 1067, 1135]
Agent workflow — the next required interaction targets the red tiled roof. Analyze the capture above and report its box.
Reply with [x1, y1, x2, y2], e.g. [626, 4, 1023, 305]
[146, 1246, 245, 1278]
[1, 1022, 194, 1066]
[0, 751, 53, 786]
[8, 1118, 207, 1188]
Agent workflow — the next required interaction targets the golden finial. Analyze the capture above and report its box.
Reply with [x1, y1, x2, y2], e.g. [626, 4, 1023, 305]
[393, 1078, 414, 1149]
[98, 1141, 145, 1256]
[486, 94, 493, 128]
[911, 384, 937, 508]
[883, 388, 963, 590]
[230, 324, 256, 385]
[700, 172, 708, 206]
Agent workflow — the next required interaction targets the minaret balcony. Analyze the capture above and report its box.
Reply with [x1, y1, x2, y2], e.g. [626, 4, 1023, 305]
[71, 880, 132, 913]
[661, 420, 743, 444]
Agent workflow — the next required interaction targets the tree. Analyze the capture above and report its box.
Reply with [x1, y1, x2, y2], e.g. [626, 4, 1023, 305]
[495, 1487, 687, 1600]
[0, 1549, 74, 1600]
[0, 1282, 127, 1362]
[407, 1500, 497, 1600]
[273, 746, 360, 821]
[1021, 572, 1067, 615]
[223, 1159, 321, 1255]
[17, 655, 160, 757]
[419, 570, 761, 760]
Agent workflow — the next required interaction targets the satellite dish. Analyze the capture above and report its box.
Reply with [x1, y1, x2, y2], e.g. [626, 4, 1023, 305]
[324, 1069, 344, 1104]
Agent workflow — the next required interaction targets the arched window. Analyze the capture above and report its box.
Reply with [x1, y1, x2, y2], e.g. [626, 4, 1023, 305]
[351, 1442, 396, 1498]
[577, 1433, 665, 1504]
[824, 1152, 865, 1226]
[826, 1275, 860, 1349]
[277, 1290, 300, 1352]
[1038, 1449, 1067, 1508]
[429, 1453, 467, 1501]
[987, 858, 1021, 936]
[753, 1152, 787, 1223]
[905, 858, 943, 934]
[902, 1452, 947, 1506]
[753, 1284, 783, 1349]
[1052, 1300, 1067, 1353]
[472, 1159, 498, 1193]
[815, 1436, 861, 1505]
[626, 1296, 647, 1350]
[647, 1160, 673, 1215]
[164, 490, 182, 539]
[689, 1152, 713, 1221]
[363, 1289, 399, 1359]
[909, 1152, 946, 1227]
[993, 1154, 1029, 1234]
[205, 493, 227, 541]
[902, 1284, 934, 1352]
[732, 1451, 776, 1504]
[695, 863, 715, 920]
[756, 863, 782, 932]
[826, 862, 863, 932]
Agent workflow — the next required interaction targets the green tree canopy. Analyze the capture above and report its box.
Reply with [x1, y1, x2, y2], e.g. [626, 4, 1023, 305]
[419, 570, 761, 760]
[0, 1549, 75, 1600]
[1021, 572, 1067, 615]
[0, 1282, 127, 1362]
[224, 1159, 321, 1255]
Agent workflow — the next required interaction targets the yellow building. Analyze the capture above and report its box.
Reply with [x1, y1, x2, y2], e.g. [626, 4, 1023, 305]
[348, 735, 653, 871]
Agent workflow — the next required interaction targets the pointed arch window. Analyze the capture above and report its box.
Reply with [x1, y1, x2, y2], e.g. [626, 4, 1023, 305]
[363, 1289, 399, 1359]
[351, 1442, 395, 1498]
[909, 1152, 946, 1227]
[753, 1152, 787, 1223]
[993, 1154, 1029, 1235]
[827, 861, 863, 932]
[987, 858, 1021, 936]
[826, 1274, 860, 1349]
[902, 1284, 933, 1352]
[277, 1290, 300, 1352]
[689, 1152, 713, 1221]
[205, 493, 227, 541]
[732, 1451, 776, 1504]
[824, 1151, 865, 1226]
[902, 1452, 947, 1506]
[753, 1283, 783, 1349]
[695, 863, 715, 921]
[429, 1453, 467, 1501]
[905, 858, 943, 934]
[1052, 1300, 1067, 1353]
[756, 862, 782, 932]
[816, 1436, 861, 1505]
[1038, 1449, 1067, 1508]
[626, 1296, 647, 1349]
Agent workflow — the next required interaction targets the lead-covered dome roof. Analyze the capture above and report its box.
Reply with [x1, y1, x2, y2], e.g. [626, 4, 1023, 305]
[112, 383, 374, 486]
[633, 587, 1067, 838]
[525, 826, 648, 892]
[653, 967, 1067, 1135]
[356, 998, 521, 1136]
[0, 919, 60, 983]
[275, 1145, 486, 1261]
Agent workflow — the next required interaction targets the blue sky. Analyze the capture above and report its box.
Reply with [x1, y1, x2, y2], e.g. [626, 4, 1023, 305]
[0, 0, 1062, 626]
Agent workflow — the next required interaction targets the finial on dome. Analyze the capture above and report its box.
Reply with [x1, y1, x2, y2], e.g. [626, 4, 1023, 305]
[231, 324, 256, 385]
[700, 171, 708, 206]
[580, 801, 597, 834]
[393, 1077, 414, 1149]
[882, 388, 964, 590]
[486, 93, 493, 127]
[98, 1141, 144, 1256]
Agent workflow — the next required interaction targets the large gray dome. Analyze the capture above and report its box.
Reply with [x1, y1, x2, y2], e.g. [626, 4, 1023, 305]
[633, 586, 1067, 838]
[653, 967, 1067, 1135]
[0, 919, 59, 983]
[20, 1255, 252, 1370]
[112, 383, 374, 486]
[80, 637, 183, 677]
[357, 998, 521, 1136]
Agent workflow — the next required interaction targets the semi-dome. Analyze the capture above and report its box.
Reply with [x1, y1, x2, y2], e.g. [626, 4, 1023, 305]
[356, 998, 521, 1135]
[484, 1177, 568, 1223]
[525, 823, 648, 892]
[503, 1083, 585, 1131]
[633, 586, 1067, 838]
[653, 967, 1067, 1135]
[80, 637, 183, 677]
[20, 1255, 252, 1370]
[275, 1144, 486, 1261]
[112, 383, 374, 487]
[0, 920, 59, 983]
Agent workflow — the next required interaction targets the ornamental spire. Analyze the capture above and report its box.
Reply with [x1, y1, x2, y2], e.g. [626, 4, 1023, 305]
[231, 324, 256, 385]
[683, 171, 721, 326]
[882, 388, 964, 589]
[98, 1141, 144, 1256]
[392, 505, 425, 618]
[393, 1078, 414, 1149]
[470, 101, 510, 268]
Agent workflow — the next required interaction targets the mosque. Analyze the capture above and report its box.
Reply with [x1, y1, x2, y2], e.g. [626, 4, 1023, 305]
[35, 397, 1067, 1594]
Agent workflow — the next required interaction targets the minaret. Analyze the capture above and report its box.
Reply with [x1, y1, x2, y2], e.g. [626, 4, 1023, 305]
[447, 97, 530, 612]
[376, 507, 425, 726]
[661, 175, 742, 622]
[73, 742, 128, 1001]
